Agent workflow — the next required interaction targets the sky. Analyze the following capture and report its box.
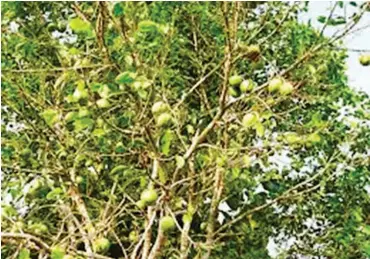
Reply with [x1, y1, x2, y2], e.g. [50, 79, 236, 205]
[299, 1, 370, 95]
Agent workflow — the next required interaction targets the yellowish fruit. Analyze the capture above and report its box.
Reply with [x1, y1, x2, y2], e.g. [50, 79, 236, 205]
[359, 54, 370, 66]
[152, 101, 168, 114]
[156, 113, 172, 127]
[129, 231, 139, 242]
[240, 79, 254, 93]
[93, 237, 110, 253]
[136, 200, 146, 209]
[279, 82, 293, 95]
[64, 112, 77, 122]
[268, 77, 283, 93]
[229, 75, 243, 86]
[140, 189, 158, 204]
[242, 112, 259, 128]
[160, 216, 175, 232]
[306, 133, 321, 144]
[247, 45, 260, 55]
[75, 176, 84, 184]
[96, 98, 110, 108]
[285, 132, 300, 144]
[63, 255, 74, 259]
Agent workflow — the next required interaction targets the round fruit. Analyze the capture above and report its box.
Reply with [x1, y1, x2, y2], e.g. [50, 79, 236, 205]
[136, 200, 146, 209]
[96, 98, 110, 108]
[156, 113, 172, 127]
[247, 45, 260, 55]
[160, 216, 176, 232]
[306, 133, 321, 144]
[140, 189, 158, 205]
[200, 222, 207, 230]
[240, 79, 254, 93]
[129, 231, 139, 242]
[268, 77, 283, 93]
[285, 132, 300, 144]
[75, 176, 84, 184]
[359, 54, 370, 66]
[242, 112, 258, 128]
[73, 88, 88, 100]
[152, 101, 168, 115]
[229, 75, 243, 86]
[93, 237, 110, 253]
[64, 112, 77, 122]
[279, 82, 293, 95]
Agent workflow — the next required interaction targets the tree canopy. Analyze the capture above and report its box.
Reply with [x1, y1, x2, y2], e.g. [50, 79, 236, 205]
[1, 2, 370, 259]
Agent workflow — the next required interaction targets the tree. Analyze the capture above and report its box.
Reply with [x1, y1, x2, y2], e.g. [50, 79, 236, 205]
[1, 2, 370, 259]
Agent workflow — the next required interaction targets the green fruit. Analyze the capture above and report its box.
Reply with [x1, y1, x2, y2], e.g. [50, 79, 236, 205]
[242, 112, 258, 128]
[240, 79, 254, 93]
[306, 133, 321, 144]
[138, 20, 158, 32]
[247, 45, 260, 55]
[200, 222, 207, 230]
[76, 176, 84, 184]
[29, 223, 48, 234]
[279, 82, 293, 95]
[73, 88, 88, 100]
[129, 231, 139, 242]
[359, 54, 370, 66]
[64, 112, 77, 122]
[78, 109, 90, 117]
[93, 237, 110, 253]
[141, 189, 158, 204]
[268, 77, 283, 93]
[229, 75, 243, 86]
[160, 216, 175, 232]
[136, 200, 147, 209]
[96, 98, 110, 108]
[156, 113, 172, 127]
[285, 132, 300, 144]
[152, 101, 168, 114]
[51, 246, 65, 259]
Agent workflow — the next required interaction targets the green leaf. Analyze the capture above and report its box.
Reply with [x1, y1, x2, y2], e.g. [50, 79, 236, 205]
[18, 248, 30, 259]
[362, 242, 370, 256]
[138, 20, 158, 33]
[74, 117, 94, 132]
[113, 3, 124, 17]
[115, 72, 136, 84]
[46, 188, 63, 200]
[51, 246, 65, 259]
[160, 130, 174, 155]
[158, 166, 168, 183]
[110, 165, 126, 175]
[41, 109, 59, 126]
[255, 122, 265, 137]
[317, 16, 326, 23]
[69, 17, 91, 33]
[175, 155, 185, 169]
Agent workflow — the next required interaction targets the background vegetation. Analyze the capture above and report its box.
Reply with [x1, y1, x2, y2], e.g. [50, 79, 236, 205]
[1, 2, 370, 259]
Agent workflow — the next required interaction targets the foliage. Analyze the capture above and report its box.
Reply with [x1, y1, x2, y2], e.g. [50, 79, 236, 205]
[1, 2, 370, 259]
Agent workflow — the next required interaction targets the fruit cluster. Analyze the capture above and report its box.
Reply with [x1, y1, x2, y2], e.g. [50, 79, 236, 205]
[268, 77, 293, 95]
[152, 101, 172, 127]
[228, 75, 255, 97]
